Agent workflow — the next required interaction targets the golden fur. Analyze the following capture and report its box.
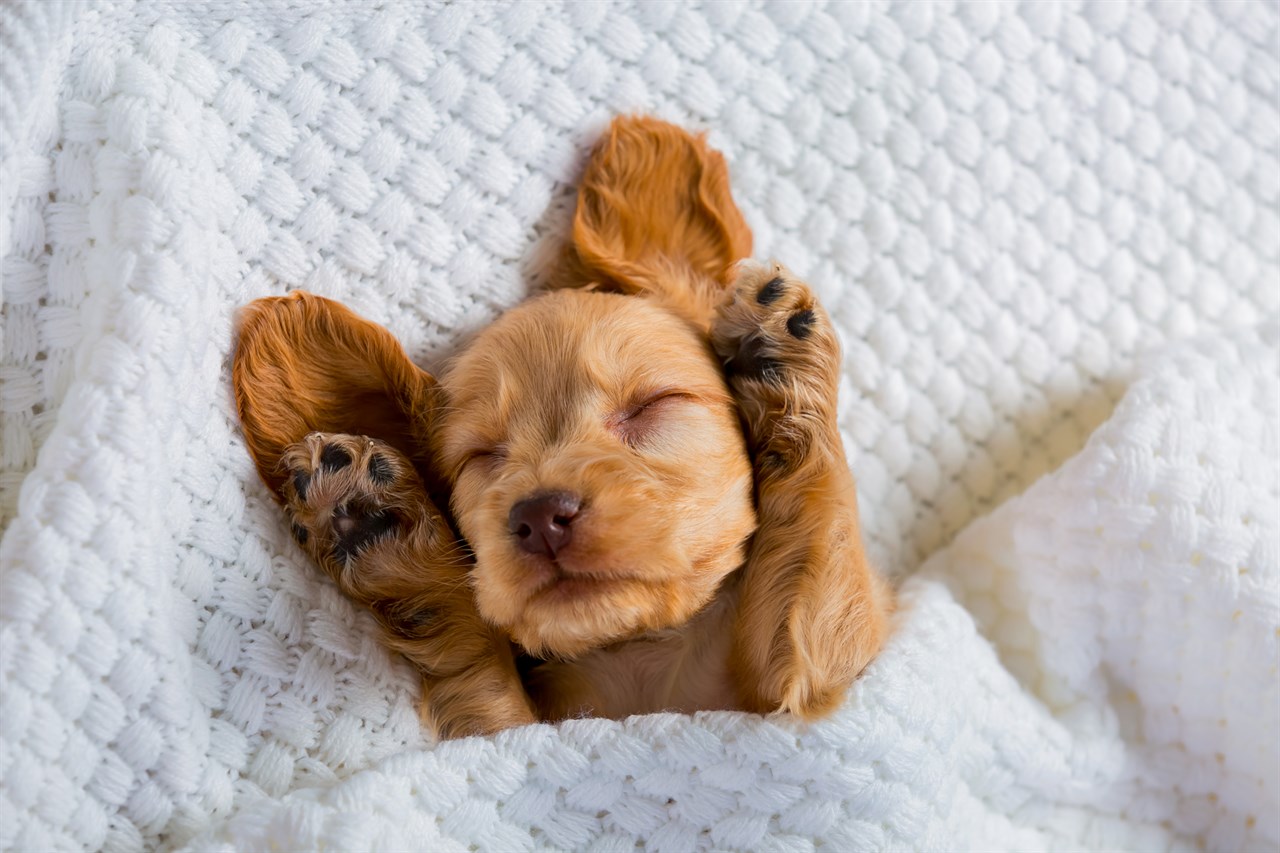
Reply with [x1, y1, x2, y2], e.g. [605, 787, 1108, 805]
[232, 116, 891, 738]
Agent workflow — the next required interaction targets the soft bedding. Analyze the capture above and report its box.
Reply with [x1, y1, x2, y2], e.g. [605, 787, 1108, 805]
[1, 1, 1276, 850]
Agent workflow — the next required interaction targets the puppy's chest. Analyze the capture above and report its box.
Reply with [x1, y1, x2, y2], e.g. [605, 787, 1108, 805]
[545, 590, 741, 718]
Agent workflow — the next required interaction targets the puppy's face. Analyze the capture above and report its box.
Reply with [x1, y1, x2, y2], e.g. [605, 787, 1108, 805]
[436, 290, 756, 658]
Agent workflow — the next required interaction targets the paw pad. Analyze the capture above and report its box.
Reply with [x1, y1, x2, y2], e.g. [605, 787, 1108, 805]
[367, 453, 393, 485]
[281, 433, 420, 567]
[332, 506, 399, 562]
[786, 309, 815, 339]
[292, 470, 310, 501]
[320, 444, 352, 472]
[757, 276, 785, 305]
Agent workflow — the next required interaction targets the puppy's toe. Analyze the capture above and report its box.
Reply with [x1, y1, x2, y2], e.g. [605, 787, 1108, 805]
[319, 443, 353, 473]
[785, 308, 816, 340]
[290, 468, 311, 502]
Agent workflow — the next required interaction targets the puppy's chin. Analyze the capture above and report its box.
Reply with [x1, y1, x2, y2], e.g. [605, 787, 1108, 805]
[489, 572, 692, 660]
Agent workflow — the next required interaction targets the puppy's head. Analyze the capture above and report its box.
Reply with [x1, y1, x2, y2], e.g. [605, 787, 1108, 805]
[433, 116, 756, 658]
[436, 290, 755, 657]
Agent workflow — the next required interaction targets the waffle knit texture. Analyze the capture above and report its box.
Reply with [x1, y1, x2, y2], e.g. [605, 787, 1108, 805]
[1, 1, 1277, 850]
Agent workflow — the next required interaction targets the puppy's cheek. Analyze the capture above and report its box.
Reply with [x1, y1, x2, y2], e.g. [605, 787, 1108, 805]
[465, 535, 526, 627]
[449, 486, 519, 625]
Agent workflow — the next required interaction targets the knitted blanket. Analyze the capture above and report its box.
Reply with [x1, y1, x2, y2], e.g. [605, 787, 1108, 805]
[1, 1, 1276, 850]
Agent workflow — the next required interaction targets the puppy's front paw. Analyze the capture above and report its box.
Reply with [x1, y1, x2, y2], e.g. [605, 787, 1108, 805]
[281, 433, 426, 576]
[711, 262, 841, 466]
[715, 265, 889, 719]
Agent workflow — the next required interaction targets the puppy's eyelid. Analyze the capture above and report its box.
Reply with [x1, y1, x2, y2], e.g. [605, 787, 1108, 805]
[640, 388, 696, 407]
[619, 390, 692, 420]
[607, 391, 698, 440]
[461, 446, 506, 469]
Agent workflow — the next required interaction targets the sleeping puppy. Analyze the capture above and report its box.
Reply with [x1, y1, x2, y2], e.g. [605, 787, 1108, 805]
[232, 116, 892, 737]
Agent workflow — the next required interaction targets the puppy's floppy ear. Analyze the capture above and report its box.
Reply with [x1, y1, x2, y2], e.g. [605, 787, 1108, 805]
[232, 292, 440, 500]
[556, 115, 753, 329]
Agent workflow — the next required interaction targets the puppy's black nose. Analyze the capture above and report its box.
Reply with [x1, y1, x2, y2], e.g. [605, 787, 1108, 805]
[508, 491, 582, 558]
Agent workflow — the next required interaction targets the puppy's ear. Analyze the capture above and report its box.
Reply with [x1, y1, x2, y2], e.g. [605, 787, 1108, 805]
[232, 292, 440, 500]
[556, 115, 753, 329]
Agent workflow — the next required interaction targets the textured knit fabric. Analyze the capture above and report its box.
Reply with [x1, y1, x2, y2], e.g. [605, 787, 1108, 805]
[0, 1, 1276, 850]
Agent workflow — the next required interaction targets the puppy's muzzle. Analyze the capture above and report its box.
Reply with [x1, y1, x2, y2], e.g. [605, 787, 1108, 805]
[508, 491, 583, 558]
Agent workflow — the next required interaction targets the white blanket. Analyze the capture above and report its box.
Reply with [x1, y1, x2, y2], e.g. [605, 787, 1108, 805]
[1, 1, 1276, 850]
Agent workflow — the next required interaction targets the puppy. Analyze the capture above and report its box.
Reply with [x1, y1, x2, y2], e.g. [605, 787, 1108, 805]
[233, 117, 892, 737]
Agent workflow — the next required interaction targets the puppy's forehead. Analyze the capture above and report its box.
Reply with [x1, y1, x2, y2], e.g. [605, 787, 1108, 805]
[442, 291, 723, 413]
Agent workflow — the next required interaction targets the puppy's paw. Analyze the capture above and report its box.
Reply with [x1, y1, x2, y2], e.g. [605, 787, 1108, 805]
[278, 434, 539, 737]
[280, 433, 426, 574]
[711, 262, 841, 464]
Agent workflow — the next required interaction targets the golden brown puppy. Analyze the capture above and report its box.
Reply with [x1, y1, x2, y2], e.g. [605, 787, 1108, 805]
[233, 116, 891, 738]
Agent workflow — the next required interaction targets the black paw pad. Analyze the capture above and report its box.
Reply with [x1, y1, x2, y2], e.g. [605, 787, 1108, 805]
[320, 444, 352, 473]
[292, 470, 311, 502]
[786, 309, 815, 339]
[757, 276, 785, 305]
[367, 453, 393, 485]
[727, 335, 782, 382]
[332, 507, 398, 562]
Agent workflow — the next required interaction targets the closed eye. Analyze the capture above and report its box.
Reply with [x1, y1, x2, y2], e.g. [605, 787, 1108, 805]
[461, 446, 506, 472]
[609, 390, 695, 442]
